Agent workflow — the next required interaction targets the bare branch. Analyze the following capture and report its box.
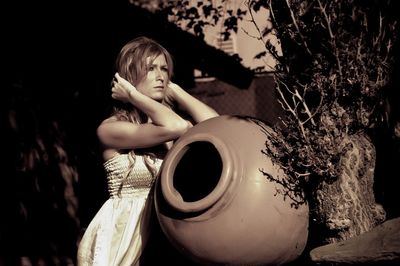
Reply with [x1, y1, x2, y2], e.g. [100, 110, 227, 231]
[317, 0, 343, 81]
[285, 0, 312, 56]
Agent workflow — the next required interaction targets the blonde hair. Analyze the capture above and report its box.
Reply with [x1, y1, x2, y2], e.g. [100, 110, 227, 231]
[112, 36, 174, 194]
[113, 36, 174, 121]
[116, 36, 173, 87]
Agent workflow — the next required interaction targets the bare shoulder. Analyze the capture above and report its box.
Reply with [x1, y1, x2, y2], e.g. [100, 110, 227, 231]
[97, 117, 114, 138]
[96, 117, 121, 161]
[102, 148, 120, 162]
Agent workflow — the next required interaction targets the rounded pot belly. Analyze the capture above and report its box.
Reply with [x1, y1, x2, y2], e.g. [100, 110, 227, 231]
[155, 115, 309, 266]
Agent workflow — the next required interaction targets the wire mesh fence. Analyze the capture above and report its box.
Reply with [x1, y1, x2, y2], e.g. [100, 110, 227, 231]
[190, 73, 283, 126]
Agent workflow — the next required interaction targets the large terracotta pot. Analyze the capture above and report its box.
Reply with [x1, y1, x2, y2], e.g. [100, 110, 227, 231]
[154, 115, 309, 266]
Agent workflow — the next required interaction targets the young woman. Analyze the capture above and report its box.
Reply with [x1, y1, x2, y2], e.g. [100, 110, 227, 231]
[77, 36, 218, 266]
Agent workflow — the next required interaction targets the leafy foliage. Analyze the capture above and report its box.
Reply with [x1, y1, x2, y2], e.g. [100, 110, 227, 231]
[5, 83, 80, 264]
[147, 0, 398, 202]
[132, 0, 248, 39]
[251, 0, 398, 197]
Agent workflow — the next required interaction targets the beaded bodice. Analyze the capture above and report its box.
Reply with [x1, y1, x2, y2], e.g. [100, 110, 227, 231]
[104, 153, 163, 198]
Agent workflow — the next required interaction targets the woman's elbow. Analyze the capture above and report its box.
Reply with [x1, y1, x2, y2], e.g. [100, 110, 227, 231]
[170, 119, 192, 137]
[197, 110, 219, 123]
[209, 109, 219, 119]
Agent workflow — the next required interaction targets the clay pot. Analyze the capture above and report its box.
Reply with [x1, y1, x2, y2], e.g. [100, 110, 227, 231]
[154, 115, 309, 266]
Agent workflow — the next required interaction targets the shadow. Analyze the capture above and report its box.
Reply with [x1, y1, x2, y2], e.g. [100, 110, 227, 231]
[3, 1, 255, 264]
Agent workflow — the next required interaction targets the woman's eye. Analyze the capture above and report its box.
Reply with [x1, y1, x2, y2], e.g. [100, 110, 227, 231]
[162, 67, 168, 72]
[148, 66, 155, 71]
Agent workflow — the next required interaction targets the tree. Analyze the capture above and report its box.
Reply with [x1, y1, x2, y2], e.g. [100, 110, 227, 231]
[140, 0, 399, 245]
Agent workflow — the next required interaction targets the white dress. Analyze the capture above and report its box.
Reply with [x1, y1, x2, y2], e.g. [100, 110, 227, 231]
[77, 154, 162, 266]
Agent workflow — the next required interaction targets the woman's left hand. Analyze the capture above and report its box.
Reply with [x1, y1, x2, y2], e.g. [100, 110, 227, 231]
[164, 81, 181, 106]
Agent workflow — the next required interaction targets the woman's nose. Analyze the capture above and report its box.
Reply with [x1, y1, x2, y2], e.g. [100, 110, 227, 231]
[155, 68, 164, 80]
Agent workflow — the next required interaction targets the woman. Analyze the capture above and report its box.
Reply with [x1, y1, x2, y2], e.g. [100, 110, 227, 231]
[77, 36, 218, 266]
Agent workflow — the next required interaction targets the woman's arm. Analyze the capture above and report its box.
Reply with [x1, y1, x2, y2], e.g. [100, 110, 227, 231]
[97, 119, 186, 150]
[97, 73, 190, 150]
[166, 81, 219, 124]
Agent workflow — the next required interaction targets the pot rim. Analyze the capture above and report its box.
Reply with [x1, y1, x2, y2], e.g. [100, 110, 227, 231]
[160, 132, 234, 213]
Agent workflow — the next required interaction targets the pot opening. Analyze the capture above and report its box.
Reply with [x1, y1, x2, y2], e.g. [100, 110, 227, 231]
[173, 141, 223, 202]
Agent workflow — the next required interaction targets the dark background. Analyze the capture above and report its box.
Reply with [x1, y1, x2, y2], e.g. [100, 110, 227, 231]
[2, 1, 255, 265]
[2, 1, 399, 265]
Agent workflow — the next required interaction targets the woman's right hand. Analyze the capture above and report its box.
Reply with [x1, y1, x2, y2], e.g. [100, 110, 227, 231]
[111, 73, 137, 103]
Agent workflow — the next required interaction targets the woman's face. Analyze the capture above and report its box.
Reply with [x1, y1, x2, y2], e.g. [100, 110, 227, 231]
[136, 54, 169, 102]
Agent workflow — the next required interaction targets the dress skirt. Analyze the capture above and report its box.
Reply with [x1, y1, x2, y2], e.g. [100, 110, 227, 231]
[77, 190, 152, 266]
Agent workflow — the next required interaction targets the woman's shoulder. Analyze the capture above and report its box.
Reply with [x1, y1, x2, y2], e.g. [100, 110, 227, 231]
[96, 116, 135, 145]
[96, 116, 118, 135]
[102, 148, 120, 162]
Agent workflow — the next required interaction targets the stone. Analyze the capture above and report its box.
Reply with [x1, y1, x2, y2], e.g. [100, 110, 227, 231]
[310, 217, 400, 264]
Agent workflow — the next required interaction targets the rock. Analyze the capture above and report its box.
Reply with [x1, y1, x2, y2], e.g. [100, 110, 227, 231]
[309, 217, 400, 264]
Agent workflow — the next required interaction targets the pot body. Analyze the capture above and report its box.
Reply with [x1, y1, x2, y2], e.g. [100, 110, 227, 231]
[155, 115, 309, 266]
